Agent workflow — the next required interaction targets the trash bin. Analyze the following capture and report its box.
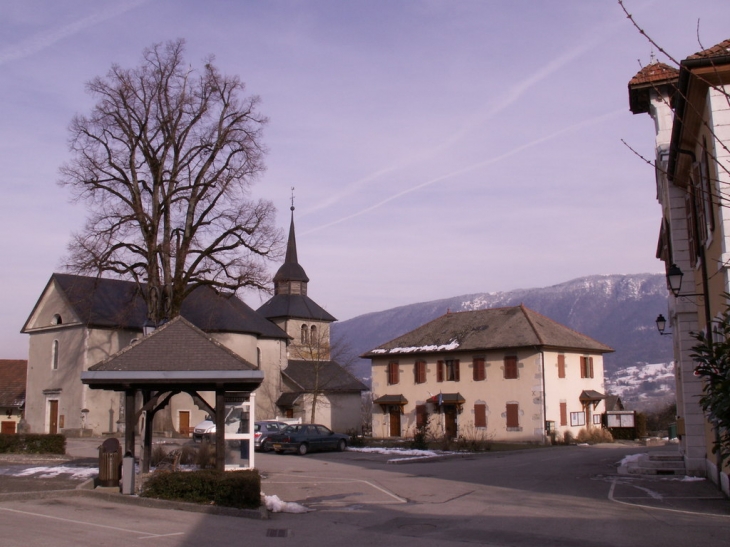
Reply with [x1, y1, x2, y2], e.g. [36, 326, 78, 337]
[668, 422, 678, 440]
[98, 438, 122, 487]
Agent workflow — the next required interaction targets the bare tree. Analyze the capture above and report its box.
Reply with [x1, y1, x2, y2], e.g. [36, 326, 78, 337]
[290, 325, 360, 424]
[60, 39, 282, 324]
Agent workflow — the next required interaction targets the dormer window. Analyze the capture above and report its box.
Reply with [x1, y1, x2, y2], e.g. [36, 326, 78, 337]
[51, 314, 62, 326]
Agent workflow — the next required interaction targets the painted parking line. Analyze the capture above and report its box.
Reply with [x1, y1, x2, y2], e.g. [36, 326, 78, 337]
[264, 474, 407, 505]
[0, 505, 185, 540]
[608, 478, 730, 518]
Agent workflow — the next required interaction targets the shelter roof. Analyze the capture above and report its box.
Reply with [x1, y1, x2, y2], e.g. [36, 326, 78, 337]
[363, 305, 613, 358]
[82, 316, 263, 391]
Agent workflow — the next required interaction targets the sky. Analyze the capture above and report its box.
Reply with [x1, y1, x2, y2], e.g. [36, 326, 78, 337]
[2, 0, 730, 358]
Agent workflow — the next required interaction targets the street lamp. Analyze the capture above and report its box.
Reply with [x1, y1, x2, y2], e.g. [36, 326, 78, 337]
[666, 264, 684, 296]
[655, 314, 672, 335]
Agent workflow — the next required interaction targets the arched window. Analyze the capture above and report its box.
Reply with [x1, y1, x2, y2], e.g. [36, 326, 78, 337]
[51, 340, 59, 370]
[310, 325, 317, 343]
[51, 314, 62, 325]
[301, 324, 309, 344]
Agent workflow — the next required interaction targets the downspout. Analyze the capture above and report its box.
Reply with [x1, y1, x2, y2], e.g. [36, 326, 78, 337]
[540, 349, 547, 445]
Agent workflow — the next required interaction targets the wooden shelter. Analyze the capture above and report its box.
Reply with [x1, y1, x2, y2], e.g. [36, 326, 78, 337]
[81, 316, 263, 474]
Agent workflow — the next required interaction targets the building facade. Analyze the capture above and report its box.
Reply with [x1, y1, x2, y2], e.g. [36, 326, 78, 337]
[628, 39, 730, 491]
[364, 305, 612, 443]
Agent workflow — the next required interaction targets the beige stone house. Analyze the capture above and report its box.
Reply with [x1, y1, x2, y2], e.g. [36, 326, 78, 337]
[364, 305, 612, 442]
[628, 38, 730, 491]
[0, 360, 26, 434]
[21, 210, 366, 437]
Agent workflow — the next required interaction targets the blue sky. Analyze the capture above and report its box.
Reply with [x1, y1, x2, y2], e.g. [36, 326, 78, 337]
[2, 0, 729, 357]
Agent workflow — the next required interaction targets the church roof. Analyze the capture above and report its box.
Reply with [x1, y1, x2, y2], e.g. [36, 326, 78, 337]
[273, 210, 309, 284]
[363, 305, 613, 358]
[283, 359, 368, 393]
[257, 294, 336, 322]
[23, 273, 289, 340]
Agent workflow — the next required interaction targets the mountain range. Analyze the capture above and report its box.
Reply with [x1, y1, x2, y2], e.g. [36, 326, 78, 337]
[331, 273, 675, 409]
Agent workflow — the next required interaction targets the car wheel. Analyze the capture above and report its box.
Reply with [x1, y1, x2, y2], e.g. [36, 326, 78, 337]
[261, 439, 271, 452]
[297, 443, 308, 456]
[337, 439, 346, 452]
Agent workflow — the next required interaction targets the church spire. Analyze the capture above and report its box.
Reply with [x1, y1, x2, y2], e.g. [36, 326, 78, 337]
[273, 191, 309, 295]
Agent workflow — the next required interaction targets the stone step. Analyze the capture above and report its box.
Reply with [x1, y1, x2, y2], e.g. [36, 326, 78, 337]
[619, 451, 687, 476]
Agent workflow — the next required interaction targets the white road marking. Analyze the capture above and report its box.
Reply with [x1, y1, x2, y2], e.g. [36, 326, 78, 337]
[0, 505, 185, 539]
[265, 474, 407, 504]
[608, 478, 730, 518]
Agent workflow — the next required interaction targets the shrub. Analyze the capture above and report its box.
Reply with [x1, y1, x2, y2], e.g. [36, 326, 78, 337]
[151, 445, 168, 467]
[452, 424, 493, 452]
[195, 442, 216, 469]
[563, 430, 575, 445]
[410, 425, 430, 451]
[0, 434, 65, 454]
[141, 469, 260, 509]
[576, 427, 614, 444]
[346, 429, 366, 447]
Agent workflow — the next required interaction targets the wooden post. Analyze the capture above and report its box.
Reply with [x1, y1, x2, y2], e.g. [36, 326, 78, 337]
[141, 390, 153, 473]
[215, 390, 226, 471]
[124, 389, 136, 459]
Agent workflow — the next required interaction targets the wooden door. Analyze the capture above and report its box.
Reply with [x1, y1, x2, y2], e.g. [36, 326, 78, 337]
[444, 405, 457, 439]
[179, 411, 190, 436]
[1, 421, 16, 434]
[49, 400, 59, 434]
[389, 407, 401, 437]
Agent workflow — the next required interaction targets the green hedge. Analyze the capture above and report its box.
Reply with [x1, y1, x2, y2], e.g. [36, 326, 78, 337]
[141, 469, 261, 509]
[0, 434, 66, 454]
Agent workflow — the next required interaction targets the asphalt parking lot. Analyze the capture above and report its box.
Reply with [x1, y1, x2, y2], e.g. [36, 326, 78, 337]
[1, 440, 729, 547]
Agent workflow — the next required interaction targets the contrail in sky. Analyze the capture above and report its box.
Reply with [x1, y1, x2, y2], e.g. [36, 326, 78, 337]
[302, 18, 626, 222]
[0, 0, 149, 66]
[302, 108, 625, 235]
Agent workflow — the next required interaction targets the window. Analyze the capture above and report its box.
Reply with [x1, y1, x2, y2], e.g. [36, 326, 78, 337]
[474, 403, 487, 428]
[416, 404, 428, 429]
[473, 357, 485, 381]
[506, 403, 519, 429]
[559, 402, 567, 426]
[387, 361, 400, 385]
[557, 354, 565, 379]
[414, 360, 426, 384]
[310, 324, 317, 342]
[580, 356, 594, 379]
[570, 412, 586, 427]
[437, 359, 460, 382]
[51, 340, 59, 370]
[300, 324, 309, 344]
[256, 347, 262, 368]
[504, 356, 518, 379]
[593, 414, 602, 425]
[701, 138, 715, 233]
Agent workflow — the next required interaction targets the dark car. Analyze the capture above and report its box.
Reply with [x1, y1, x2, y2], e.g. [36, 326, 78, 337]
[254, 421, 288, 451]
[269, 424, 349, 455]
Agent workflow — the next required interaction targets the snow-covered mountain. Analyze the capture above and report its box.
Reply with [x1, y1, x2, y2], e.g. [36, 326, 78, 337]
[332, 273, 674, 408]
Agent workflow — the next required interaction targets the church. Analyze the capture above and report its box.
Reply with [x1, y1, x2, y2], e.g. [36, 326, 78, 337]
[20, 207, 367, 437]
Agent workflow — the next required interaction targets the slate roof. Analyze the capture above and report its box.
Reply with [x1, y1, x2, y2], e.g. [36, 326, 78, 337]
[273, 212, 309, 284]
[257, 294, 336, 322]
[283, 359, 368, 393]
[0, 360, 26, 408]
[88, 316, 257, 372]
[363, 305, 613, 358]
[23, 273, 288, 340]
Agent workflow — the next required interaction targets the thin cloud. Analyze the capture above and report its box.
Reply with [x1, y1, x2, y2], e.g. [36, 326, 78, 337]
[0, 0, 149, 66]
[303, 108, 625, 235]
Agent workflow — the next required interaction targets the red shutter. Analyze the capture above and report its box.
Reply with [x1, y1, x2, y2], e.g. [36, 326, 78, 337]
[506, 403, 519, 428]
[475, 403, 486, 428]
[589, 357, 594, 379]
[557, 355, 565, 379]
[437, 361, 444, 382]
[580, 357, 586, 379]
[473, 358, 485, 381]
[454, 359, 460, 381]
[388, 362, 399, 385]
[504, 356, 517, 379]
[560, 402, 567, 426]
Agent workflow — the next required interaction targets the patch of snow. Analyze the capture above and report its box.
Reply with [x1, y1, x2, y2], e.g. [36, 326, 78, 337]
[348, 447, 438, 457]
[12, 466, 97, 480]
[618, 453, 645, 466]
[681, 476, 706, 482]
[381, 340, 460, 354]
[263, 494, 314, 513]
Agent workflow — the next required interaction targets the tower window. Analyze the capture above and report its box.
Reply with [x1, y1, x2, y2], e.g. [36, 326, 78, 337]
[301, 324, 309, 344]
[52, 340, 59, 370]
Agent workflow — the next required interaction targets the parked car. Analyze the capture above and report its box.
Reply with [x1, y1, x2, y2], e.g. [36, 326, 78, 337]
[254, 421, 288, 451]
[269, 423, 350, 455]
[193, 418, 287, 451]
